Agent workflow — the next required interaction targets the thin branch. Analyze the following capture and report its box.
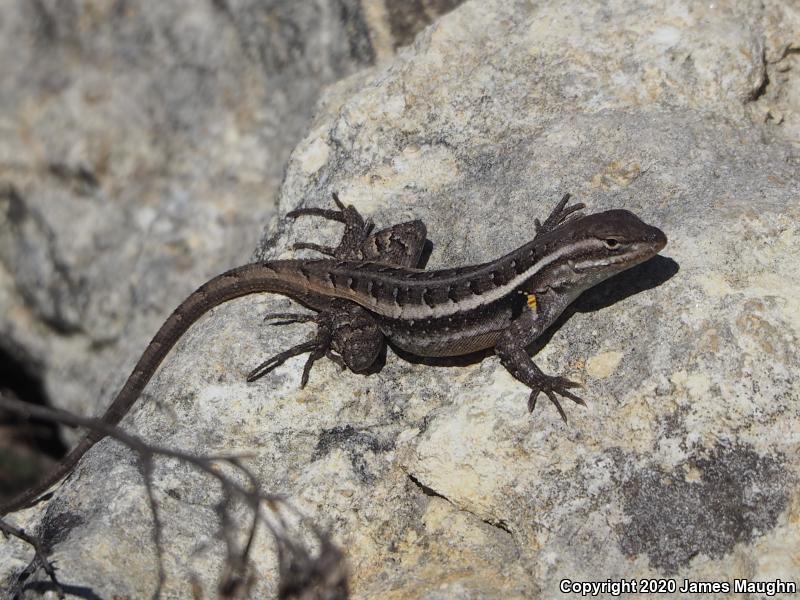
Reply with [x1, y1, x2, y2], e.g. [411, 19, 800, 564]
[0, 518, 65, 599]
[0, 393, 282, 505]
[0, 391, 348, 599]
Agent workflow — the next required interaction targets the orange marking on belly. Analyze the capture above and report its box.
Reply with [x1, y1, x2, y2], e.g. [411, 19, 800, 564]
[526, 293, 537, 311]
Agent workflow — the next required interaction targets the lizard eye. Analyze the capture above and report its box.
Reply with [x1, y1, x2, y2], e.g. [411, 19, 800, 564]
[604, 238, 620, 249]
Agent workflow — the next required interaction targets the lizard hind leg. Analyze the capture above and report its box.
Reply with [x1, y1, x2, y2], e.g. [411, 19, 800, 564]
[534, 193, 586, 237]
[288, 192, 429, 266]
[328, 300, 384, 373]
[288, 192, 374, 259]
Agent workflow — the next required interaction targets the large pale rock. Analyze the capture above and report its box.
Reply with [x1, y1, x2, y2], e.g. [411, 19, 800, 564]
[3, 0, 800, 597]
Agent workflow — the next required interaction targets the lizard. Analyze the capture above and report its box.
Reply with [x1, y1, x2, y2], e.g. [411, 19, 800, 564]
[1, 192, 667, 515]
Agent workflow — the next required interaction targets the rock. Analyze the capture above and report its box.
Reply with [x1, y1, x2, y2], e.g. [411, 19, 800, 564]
[0, 0, 465, 448]
[0, 0, 383, 443]
[3, 0, 799, 597]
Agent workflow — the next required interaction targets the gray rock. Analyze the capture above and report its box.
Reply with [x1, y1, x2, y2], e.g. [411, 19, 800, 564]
[0, 0, 387, 439]
[3, 0, 799, 597]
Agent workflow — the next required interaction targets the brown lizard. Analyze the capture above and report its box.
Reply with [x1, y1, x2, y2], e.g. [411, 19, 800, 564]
[1, 192, 666, 514]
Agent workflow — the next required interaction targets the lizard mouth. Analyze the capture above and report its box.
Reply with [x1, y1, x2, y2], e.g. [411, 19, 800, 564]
[623, 242, 665, 267]
[569, 242, 663, 272]
[649, 226, 668, 253]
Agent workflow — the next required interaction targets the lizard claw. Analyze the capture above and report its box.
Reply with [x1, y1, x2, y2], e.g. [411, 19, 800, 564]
[331, 191, 346, 211]
[286, 192, 351, 223]
[527, 375, 585, 422]
[326, 350, 347, 371]
[536, 193, 586, 236]
[286, 192, 373, 260]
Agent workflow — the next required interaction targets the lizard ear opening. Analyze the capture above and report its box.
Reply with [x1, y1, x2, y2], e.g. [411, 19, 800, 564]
[603, 238, 620, 249]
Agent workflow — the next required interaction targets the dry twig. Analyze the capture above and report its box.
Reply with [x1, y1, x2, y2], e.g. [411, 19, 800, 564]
[0, 391, 348, 599]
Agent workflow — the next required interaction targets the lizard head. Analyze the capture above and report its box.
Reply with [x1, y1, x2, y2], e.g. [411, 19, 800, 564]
[534, 208, 667, 295]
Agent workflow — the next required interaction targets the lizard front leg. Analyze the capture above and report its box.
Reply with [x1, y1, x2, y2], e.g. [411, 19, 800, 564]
[247, 319, 332, 388]
[249, 299, 385, 385]
[495, 295, 585, 422]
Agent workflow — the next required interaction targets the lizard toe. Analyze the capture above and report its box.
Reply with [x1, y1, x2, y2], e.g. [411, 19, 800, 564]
[527, 390, 540, 413]
[545, 389, 568, 423]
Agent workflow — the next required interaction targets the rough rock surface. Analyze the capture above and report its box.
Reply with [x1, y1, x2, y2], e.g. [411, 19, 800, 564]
[0, 0, 461, 448]
[0, 0, 375, 445]
[3, 0, 800, 597]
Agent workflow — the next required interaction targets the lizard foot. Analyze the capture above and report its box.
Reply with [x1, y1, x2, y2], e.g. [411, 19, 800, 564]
[247, 338, 318, 384]
[496, 340, 586, 423]
[287, 192, 373, 259]
[291, 242, 338, 256]
[534, 193, 585, 236]
[527, 375, 585, 423]
[326, 350, 346, 370]
[247, 322, 333, 388]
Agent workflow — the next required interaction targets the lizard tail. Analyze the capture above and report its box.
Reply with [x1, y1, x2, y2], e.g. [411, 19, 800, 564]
[1, 261, 308, 515]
